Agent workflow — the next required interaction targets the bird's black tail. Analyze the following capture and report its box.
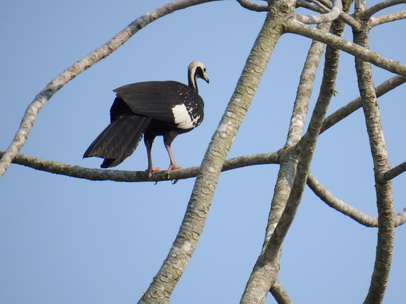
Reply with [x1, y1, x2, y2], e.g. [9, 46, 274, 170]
[83, 116, 151, 168]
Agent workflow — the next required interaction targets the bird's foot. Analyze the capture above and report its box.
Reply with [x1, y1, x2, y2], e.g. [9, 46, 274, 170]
[146, 167, 161, 179]
[165, 164, 182, 177]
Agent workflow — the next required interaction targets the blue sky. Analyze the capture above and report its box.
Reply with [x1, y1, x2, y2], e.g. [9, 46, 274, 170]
[1, 1, 405, 303]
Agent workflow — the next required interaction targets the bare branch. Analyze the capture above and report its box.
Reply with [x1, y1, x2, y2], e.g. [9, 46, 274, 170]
[380, 160, 406, 181]
[353, 11, 395, 302]
[140, 1, 296, 301]
[296, 0, 361, 30]
[242, 15, 344, 304]
[365, 0, 406, 18]
[0, 0, 215, 179]
[286, 18, 406, 76]
[286, 22, 330, 147]
[296, 0, 325, 12]
[295, 0, 342, 24]
[307, 172, 406, 227]
[270, 280, 292, 304]
[237, 0, 269, 12]
[370, 10, 406, 27]
[0, 150, 279, 182]
[321, 75, 406, 134]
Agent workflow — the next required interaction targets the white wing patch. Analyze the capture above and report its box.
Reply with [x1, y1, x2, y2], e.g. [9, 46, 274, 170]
[172, 104, 200, 130]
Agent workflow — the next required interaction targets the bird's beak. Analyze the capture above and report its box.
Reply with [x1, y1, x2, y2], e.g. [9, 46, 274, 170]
[203, 73, 210, 84]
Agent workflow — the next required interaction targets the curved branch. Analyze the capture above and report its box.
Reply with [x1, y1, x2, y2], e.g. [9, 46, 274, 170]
[365, 0, 406, 18]
[0, 150, 280, 182]
[296, 0, 325, 12]
[237, 0, 269, 12]
[0, 0, 215, 179]
[370, 10, 406, 27]
[307, 173, 406, 227]
[286, 18, 406, 76]
[295, 0, 342, 24]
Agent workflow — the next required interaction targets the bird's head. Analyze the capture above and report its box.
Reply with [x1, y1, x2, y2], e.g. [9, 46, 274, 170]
[188, 61, 209, 92]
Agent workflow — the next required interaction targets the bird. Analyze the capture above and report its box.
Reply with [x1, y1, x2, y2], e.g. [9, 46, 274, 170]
[83, 61, 209, 178]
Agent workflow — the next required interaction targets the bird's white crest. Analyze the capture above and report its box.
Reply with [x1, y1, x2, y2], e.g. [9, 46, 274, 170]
[172, 104, 200, 130]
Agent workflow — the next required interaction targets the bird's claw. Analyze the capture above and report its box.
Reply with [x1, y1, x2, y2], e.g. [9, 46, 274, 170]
[146, 167, 161, 179]
[165, 164, 181, 176]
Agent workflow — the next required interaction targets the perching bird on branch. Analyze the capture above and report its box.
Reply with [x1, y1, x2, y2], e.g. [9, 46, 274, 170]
[83, 61, 209, 177]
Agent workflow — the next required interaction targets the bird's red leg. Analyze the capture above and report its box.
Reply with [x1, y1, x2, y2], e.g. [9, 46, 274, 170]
[164, 143, 181, 175]
[145, 139, 160, 178]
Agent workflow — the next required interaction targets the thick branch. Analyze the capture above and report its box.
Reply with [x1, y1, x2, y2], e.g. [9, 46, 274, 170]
[285, 22, 330, 147]
[0, 0, 215, 179]
[140, 1, 292, 302]
[242, 13, 346, 304]
[307, 172, 406, 227]
[353, 11, 395, 303]
[264, 7, 342, 263]
[286, 18, 406, 76]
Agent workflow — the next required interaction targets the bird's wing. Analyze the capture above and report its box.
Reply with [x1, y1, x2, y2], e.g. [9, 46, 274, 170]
[114, 81, 200, 124]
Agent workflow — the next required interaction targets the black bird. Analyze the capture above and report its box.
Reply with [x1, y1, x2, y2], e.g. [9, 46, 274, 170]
[83, 61, 209, 177]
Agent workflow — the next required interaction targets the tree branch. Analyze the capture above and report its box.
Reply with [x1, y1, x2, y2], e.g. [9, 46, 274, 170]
[270, 280, 292, 304]
[286, 18, 406, 76]
[0, 150, 280, 182]
[264, 3, 342, 266]
[295, 0, 342, 24]
[307, 172, 406, 227]
[0, 0, 215, 179]
[140, 1, 293, 302]
[285, 22, 330, 147]
[237, 0, 269, 12]
[370, 10, 406, 27]
[380, 160, 406, 182]
[242, 11, 346, 303]
[296, 0, 325, 12]
[321, 75, 406, 134]
[353, 6, 395, 301]
[365, 0, 406, 18]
